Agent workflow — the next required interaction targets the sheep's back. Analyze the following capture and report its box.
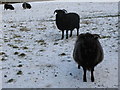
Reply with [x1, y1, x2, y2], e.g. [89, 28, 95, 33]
[56, 13, 80, 30]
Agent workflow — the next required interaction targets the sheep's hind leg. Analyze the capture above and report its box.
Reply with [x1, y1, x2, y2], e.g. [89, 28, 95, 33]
[70, 30, 72, 37]
[91, 68, 94, 82]
[83, 67, 87, 82]
[77, 29, 79, 36]
[61, 30, 64, 39]
[66, 30, 68, 39]
[78, 65, 80, 69]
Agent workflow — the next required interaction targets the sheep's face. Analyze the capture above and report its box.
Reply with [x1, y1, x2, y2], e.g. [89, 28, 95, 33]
[54, 9, 67, 14]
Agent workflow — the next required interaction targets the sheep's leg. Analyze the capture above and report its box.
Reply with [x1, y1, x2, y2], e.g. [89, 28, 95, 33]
[77, 29, 79, 36]
[70, 30, 72, 37]
[78, 65, 80, 69]
[61, 30, 64, 39]
[91, 68, 94, 82]
[66, 30, 68, 39]
[83, 67, 87, 82]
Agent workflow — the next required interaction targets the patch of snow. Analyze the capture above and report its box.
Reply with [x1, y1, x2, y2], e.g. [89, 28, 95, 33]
[1, 1, 118, 88]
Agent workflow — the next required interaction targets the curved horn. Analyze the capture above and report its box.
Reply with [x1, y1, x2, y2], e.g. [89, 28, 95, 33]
[93, 34, 100, 39]
[54, 10, 58, 14]
[62, 9, 67, 13]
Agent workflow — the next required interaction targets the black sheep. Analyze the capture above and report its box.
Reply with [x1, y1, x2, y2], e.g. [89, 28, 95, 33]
[73, 33, 104, 82]
[4, 4, 14, 10]
[22, 2, 31, 9]
[54, 9, 80, 39]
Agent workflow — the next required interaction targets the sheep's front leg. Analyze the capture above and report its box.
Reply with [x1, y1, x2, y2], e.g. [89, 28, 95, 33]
[77, 29, 79, 36]
[66, 30, 68, 39]
[83, 67, 87, 82]
[61, 30, 64, 39]
[70, 30, 72, 37]
[78, 65, 80, 69]
[91, 68, 94, 82]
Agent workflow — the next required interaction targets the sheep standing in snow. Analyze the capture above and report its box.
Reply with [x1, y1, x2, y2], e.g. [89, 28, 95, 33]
[73, 33, 104, 82]
[4, 4, 14, 10]
[22, 2, 31, 9]
[54, 9, 80, 39]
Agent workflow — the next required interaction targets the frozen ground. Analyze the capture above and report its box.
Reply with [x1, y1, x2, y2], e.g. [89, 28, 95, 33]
[1, 1, 118, 88]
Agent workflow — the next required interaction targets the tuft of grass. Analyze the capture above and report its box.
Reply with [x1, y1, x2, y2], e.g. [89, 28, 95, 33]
[4, 39, 10, 42]
[17, 64, 23, 67]
[16, 71, 23, 75]
[1, 58, 6, 61]
[35, 40, 47, 46]
[22, 47, 28, 49]
[37, 27, 46, 30]
[13, 34, 21, 38]
[54, 43, 58, 45]
[0, 52, 5, 55]
[8, 44, 19, 48]
[14, 52, 19, 55]
[39, 49, 45, 52]
[101, 36, 111, 39]
[92, 27, 97, 30]
[14, 40, 23, 43]
[7, 79, 15, 83]
[11, 25, 17, 28]
[58, 53, 66, 56]
[20, 27, 30, 31]
[18, 53, 26, 57]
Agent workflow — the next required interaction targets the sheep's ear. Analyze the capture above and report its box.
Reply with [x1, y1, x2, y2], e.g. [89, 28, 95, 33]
[93, 34, 100, 39]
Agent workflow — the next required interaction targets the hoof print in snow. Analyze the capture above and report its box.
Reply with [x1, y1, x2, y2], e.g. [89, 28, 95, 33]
[17, 71, 23, 75]
[58, 53, 66, 56]
[18, 53, 26, 57]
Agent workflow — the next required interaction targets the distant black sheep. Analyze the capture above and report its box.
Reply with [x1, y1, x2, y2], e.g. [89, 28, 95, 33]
[4, 4, 14, 10]
[54, 9, 80, 39]
[22, 2, 31, 9]
[73, 33, 104, 82]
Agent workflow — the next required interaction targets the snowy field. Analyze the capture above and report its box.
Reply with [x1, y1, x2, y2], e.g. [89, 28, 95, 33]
[1, 1, 118, 88]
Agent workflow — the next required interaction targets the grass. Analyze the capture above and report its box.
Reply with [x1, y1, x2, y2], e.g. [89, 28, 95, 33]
[82, 14, 120, 19]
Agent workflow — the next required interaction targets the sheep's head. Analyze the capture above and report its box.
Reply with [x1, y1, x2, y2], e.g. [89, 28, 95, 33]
[54, 9, 67, 14]
[78, 33, 100, 41]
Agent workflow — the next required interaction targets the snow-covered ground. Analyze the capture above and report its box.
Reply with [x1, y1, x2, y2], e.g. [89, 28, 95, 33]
[1, 1, 118, 88]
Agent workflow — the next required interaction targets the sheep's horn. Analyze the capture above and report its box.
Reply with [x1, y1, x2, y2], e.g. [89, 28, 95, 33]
[62, 9, 67, 13]
[54, 10, 58, 14]
[93, 34, 100, 39]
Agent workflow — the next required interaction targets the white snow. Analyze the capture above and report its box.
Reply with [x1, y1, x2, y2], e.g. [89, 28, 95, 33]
[1, 1, 118, 88]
